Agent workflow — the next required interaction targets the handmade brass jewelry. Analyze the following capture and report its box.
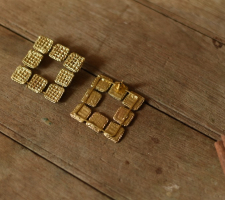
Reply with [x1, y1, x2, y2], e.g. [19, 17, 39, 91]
[70, 75, 145, 143]
[11, 36, 85, 103]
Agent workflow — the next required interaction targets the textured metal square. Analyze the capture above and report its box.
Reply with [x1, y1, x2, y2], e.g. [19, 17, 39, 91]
[33, 36, 53, 54]
[86, 112, 109, 133]
[55, 69, 74, 87]
[27, 74, 48, 93]
[81, 89, 102, 107]
[91, 75, 113, 92]
[44, 84, 65, 103]
[108, 83, 128, 100]
[70, 74, 145, 142]
[22, 50, 43, 69]
[104, 122, 124, 143]
[70, 103, 92, 122]
[49, 44, 69, 62]
[63, 52, 85, 73]
[122, 91, 145, 110]
[11, 66, 32, 84]
[113, 107, 134, 126]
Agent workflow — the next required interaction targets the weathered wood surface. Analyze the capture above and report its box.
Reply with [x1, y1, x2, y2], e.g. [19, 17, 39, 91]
[0, 133, 109, 200]
[0, 26, 225, 199]
[136, 0, 225, 43]
[1, 0, 225, 139]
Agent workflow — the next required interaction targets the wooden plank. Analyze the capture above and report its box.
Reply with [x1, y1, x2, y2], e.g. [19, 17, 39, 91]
[135, 0, 225, 43]
[0, 133, 110, 200]
[0, 27, 225, 199]
[0, 0, 225, 139]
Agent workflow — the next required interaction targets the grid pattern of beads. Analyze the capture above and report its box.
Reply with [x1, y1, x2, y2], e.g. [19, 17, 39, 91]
[11, 35, 85, 103]
[22, 50, 43, 69]
[49, 44, 69, 62]
[44, 84, 65, 103]
[55, 69, 74, 87]
[11, 66, 32, 84]
[63, 53, 85, 73]
[33, 36, 53, 54]
[27, 74, 48, 93]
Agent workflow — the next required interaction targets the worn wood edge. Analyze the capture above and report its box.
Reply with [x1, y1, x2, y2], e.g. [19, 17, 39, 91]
[0, 123, 114, 200]
[0, 132, 112, 200]
[146, 100, 221, 141]
[133, 0, 225, 45]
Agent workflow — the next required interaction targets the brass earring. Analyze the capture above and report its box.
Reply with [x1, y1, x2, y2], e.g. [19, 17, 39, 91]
[70, 75, 144, 143]
[11, 36, 85, 103]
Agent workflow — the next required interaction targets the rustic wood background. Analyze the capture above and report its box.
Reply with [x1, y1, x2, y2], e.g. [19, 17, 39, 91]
[0, 0, 225, 199]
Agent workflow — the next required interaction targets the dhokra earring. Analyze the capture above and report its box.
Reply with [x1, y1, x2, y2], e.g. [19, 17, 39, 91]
[11, 36, 85, 103]
[70, 75, 145, 143]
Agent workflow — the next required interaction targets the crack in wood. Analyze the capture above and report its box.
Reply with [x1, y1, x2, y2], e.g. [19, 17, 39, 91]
[133, 0, 225, 45]
[0, 123, 114, 200]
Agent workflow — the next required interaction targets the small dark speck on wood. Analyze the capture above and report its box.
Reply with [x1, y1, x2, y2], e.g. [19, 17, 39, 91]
[151, 137, 160, 144]
[155, 167, 163, 174]
[212, 38, 223, 49]
[125, 160, 130, 165]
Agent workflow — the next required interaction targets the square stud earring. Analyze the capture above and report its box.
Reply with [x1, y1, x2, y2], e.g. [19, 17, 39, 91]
[70, 75, 145, 143]
[11, 35, 85, 103]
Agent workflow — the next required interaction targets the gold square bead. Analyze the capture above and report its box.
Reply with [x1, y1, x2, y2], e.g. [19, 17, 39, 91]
[81, 89, 102, 107]
[44, 84, 65, 103]
[33, 36, 53, 54]
[55, 69, 74, 87]
[86, 112, 109, 133]
[63, 53, 85, 73]
[104, 122, 124, 143]
[122, 91, 145, 110]
[108, 83, 128, 100]
[113, 107, 134, 126]
[91, 75, 113, 92]
[22, 50, 43, 69]
[70, 103, 92, 122]
[11, 66, 32, 84]
[49, 44, 69, 61]
[27, 74, 48, 93]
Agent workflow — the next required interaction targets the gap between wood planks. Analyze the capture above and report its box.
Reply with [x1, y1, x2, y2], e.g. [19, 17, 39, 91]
[133, 0, 225, 46]
[0, 129, 114, 200]
[0, 22, 217, 143]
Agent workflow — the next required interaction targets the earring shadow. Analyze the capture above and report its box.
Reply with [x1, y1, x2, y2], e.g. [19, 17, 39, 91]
[54, 36, 105, 75]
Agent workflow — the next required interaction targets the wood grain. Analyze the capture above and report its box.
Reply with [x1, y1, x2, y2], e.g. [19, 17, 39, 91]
[136, 0, 225, 43]
[0, 26, 225, 199]
[0, 0, 225, 139]
[0, 133, 109, 200]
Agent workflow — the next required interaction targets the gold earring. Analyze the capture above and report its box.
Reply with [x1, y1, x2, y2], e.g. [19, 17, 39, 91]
[11, 36, 85, 103]
[70, 75, 144, 143]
